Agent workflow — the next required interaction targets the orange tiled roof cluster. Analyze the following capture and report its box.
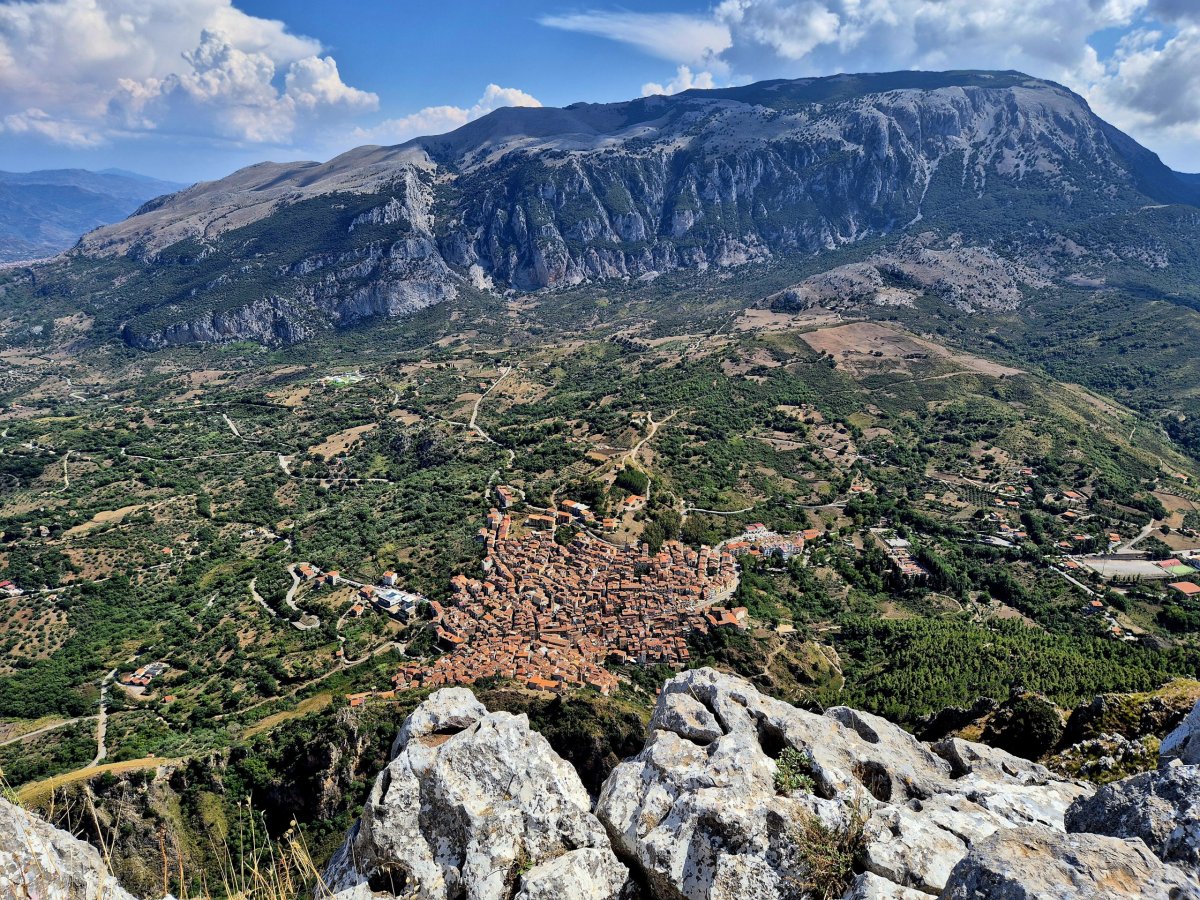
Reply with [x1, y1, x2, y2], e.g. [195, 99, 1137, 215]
[393, 522, 741, 695]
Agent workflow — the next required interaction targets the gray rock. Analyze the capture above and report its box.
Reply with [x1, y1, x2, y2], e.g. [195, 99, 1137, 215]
[514, 849, 628, 900]
[1066, 765, 1200, 873]
[940, 826, 1200, 899]
[1161, 698, 1200, 767]
[324, 691, 627, 900]
[596, 668, 1092, 900]
[0, 798, 138, 900]
[389, 685, 486, 758]
[933, 737, 1053, 784]
[863, 796, 1008, 893]
[840, 872, 928, 899]
[649, 690, 723, 745]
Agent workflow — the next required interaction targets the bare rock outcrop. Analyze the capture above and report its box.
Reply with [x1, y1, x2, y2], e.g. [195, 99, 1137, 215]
[6, 672, 1200, 900]
[1161, 697, 1200, 767]
[322, 688, 628, 900]
[0, 797, 138, 900]
[1065, 765, 1200, 873]
[940, 827, 1199, 899]
[595, 667, 1093, 899]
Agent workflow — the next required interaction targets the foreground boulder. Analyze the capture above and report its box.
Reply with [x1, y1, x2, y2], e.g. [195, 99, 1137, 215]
[0, 797, 137, 900]
[595, 668, 1093, 899]
[322, 687, 628, 900]
[941, 826, 1200, 899]
[1161, 698, 1200, 767]
[6, 672, 1200, 900]
[1066, 765, 1200, 873]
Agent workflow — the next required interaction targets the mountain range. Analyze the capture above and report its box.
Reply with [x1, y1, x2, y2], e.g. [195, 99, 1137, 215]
[0, 168, 186, 264]
[1, 70, 1197, 350]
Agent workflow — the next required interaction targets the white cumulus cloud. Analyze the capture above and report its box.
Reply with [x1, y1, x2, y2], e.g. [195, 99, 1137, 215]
[354, 84, 543, 146]
[642, 65, 717, 97]
[0, 0, 377, 148]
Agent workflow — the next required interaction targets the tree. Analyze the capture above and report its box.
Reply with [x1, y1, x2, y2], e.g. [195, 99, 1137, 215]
[981, 694, 1064, 760]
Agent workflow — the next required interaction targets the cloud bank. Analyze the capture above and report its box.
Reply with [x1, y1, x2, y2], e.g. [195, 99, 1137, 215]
[354, 84, 543, 146]
[542, 0, 1200, 169]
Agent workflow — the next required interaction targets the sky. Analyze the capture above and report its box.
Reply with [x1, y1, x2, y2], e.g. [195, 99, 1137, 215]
[1, 0, 1199, 183]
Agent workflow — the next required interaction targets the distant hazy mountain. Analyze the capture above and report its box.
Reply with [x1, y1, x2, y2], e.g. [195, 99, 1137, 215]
[0, 168, 186, 263]
[9, 70, 1200, 347]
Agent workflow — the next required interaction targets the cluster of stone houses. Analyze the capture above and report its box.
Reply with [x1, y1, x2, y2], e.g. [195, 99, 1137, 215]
[392, 512, 744, 695]
[725, 524, 816, 560]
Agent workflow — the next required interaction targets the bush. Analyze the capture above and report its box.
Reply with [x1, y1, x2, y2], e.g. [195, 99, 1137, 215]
[774, 746, 816, 794]
[982, 694, 1064, 760]
[785, 801, 868, 900]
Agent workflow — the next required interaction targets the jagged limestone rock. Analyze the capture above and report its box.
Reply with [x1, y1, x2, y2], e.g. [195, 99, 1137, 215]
[1065, 765, 1200, 873]
[862, 796, 1010, 893]
[513, 849, 631, 900]
[1161, 698, 1200, 767]
[323, 689, 627, 900]
[940, 826, 1200, 899]
[649, 690, 724, 745]
[596, 668, 1093, 899]
[932, 737, 1054, 784]
[389, 686, 487, 759]
[0, 798, 138, 900]
[839, 871, 927, 900]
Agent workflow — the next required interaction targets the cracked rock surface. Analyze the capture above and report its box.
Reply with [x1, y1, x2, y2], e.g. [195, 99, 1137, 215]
[322, 688, 628, 900]
[8, 673, 1200, 900]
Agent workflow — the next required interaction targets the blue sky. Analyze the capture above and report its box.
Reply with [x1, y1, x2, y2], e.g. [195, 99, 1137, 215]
[1, 0, 1198, 182]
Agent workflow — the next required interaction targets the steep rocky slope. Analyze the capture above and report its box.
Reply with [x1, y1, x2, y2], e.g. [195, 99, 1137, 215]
[4, 71, 1198, 349]
[5, 667, 1200, 898]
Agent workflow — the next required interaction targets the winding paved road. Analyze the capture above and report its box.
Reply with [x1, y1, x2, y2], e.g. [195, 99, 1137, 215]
[0, 715, 97, 749]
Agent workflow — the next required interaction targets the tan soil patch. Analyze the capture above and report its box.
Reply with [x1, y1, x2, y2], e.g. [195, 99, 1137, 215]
[65, 503, 147, 537]
[800, 322, 1022, 378]
[734, 308, 843, 332]
[1153, 491, 1199, 530]
[308, 423, 378, 460]
[1162, 532, 1200, 552]
[241, 693, 331, 739]
[276, 386, 312, 407]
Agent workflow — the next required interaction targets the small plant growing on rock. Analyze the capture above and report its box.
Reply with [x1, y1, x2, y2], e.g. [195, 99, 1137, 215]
[774, 747, 816, 795]
[790, 802, 868, 900]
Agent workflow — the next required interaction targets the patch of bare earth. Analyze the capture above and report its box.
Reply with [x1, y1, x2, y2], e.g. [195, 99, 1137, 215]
[799, 322, 1022, 379]
[308, 423, 378, 460]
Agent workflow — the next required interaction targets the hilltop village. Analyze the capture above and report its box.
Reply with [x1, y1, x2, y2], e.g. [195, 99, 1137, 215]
[390, 497, 744, 695]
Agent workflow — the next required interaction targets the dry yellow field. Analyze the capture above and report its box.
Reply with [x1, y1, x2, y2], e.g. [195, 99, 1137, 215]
[241, 693, 332, 739]
[18, 757, 181, 806]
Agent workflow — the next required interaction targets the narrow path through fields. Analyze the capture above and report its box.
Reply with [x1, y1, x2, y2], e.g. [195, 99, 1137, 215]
[90, 669, 116, 767]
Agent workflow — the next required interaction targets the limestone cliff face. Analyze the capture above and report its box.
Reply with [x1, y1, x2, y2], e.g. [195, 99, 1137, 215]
[52, 71, 1199, 348]
[7, 670, 1200, 899]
